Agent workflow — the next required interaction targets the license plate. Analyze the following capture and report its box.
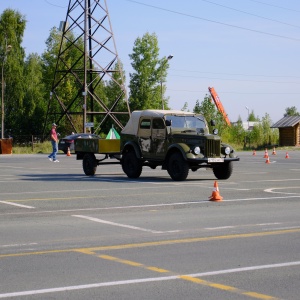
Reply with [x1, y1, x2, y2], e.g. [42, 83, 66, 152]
[208, 158, 224, 163]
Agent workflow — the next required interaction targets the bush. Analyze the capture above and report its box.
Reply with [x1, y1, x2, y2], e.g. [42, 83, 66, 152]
[13, 141, 52, 154]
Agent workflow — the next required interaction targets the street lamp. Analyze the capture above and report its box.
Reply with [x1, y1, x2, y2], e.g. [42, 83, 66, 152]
[1, 42, 12, 139]
[245, 106, 250, 130]
[160, 55, 173, 110]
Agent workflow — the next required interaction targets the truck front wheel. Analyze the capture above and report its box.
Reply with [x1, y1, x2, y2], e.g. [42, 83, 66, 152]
[122, 150, 142, 178]
[167, 152, 189, 181]
[83, 153, 97, 176]
[213, 161, 233, 180]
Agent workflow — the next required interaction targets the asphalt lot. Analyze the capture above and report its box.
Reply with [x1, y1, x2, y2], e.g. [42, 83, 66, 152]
[0, 150, 300, 299]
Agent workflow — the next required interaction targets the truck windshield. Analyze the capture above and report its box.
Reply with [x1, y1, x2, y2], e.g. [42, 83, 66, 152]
[165, 115, 207, 132]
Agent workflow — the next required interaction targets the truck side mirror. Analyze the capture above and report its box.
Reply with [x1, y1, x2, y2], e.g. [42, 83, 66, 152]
[210, 120, 216, 126]
[165, 120, 172, 126]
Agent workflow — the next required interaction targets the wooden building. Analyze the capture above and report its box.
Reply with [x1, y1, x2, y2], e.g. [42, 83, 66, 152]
[271, 116, 300, 146]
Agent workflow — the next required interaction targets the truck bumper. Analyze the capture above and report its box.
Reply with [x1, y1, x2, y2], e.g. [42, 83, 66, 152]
[187, 157, 240, 164]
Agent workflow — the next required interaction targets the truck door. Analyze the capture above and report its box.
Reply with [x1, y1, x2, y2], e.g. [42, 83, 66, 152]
[151, 118, 166, 158]
[138, 118, 152, 157]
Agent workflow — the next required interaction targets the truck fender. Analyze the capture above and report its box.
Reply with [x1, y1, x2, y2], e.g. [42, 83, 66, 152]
[162, 143, 189, 170]
[166, 143, 189, 161]
[122, 141, 142, 159]
[221, 142, 237, 158]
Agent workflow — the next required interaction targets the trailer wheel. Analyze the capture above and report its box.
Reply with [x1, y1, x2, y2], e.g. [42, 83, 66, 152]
[213, 161, 233, 180]
[167, 152, 189, 181]
[83, 153, 97, 176]
[122, 150, 142, 178]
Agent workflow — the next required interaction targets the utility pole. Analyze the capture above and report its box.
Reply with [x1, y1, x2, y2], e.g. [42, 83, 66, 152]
[44, 0, 130, 136]
[245, 106, 250, 130]
[160, 55, 173, 110]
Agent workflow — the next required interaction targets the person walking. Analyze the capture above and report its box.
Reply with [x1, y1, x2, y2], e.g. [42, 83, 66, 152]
[48, 123, 59, 162]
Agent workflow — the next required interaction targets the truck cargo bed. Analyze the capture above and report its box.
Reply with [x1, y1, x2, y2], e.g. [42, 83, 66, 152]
[75, 138, 121, 154]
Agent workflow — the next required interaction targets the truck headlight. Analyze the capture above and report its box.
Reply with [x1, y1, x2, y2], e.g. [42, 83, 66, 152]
[193, 146, 201, 155]
[213, 128, 218, 135]
[225, 147, 231, 155]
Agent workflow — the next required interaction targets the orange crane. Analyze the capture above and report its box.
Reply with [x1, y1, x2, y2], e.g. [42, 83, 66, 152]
[208, 87, 231, 126]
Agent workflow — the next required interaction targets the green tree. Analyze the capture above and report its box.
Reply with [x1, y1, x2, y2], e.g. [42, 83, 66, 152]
[101, 61, 129, 133]
[23, 53, 47, 135]
[228, 116, 245, 146]
[247, 118, 261, 148]
[261, 113, 272, 145]
[0, 9, 26, 137]
[261, 113, 279, 145]
[193, 99, 201, 114]
[248, 110, 259, 121]
[42, 27, 86, 135]
[181, 102, 189, 111]
[42, 27, 61, 95]
[248, 114, 278, 148]
[193, 95, 225, 133]
[284, 106, 299, 116]
[128, 32, 170, 111]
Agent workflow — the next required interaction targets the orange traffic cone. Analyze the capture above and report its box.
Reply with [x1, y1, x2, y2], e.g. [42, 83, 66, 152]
[272, 147, 276, 155]
[285, 152, 289, 159]
[209, 181, 223, 202]
[264, 149, 269, 158]
[252, 149, 256, 156]
[265, 156, 270, 164]
[67, 147, 71, 156]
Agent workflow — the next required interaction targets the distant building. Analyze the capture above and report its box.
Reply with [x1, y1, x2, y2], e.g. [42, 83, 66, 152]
[271, 116, 300, 146]
[232, 121, 260, 131]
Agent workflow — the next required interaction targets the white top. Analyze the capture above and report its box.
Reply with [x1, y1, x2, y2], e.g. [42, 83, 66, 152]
[121, 110, 197, 135]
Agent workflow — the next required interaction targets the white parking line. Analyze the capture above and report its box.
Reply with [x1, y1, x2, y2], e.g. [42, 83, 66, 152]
[1, 194, 300, 217]
[72, 215, 164, 233]
[0, 243, 38, 248]
[0, 201, 34, 209]
[264, 187, 300, 195]
[0, 260, 299, 298]
[188, 261, 300, 277]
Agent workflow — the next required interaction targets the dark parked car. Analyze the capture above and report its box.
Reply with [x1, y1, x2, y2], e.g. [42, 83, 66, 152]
[58, 133, 99, 154]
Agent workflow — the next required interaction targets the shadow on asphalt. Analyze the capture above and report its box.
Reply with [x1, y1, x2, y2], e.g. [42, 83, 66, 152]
[19, 173, 214, 183]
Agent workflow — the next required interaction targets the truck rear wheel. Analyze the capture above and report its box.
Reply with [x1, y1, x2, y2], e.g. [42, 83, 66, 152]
[122, 150, 142, 178]
[167, 152, 189, 181]
[213, 161, 233, 180]
[83, 153, 97, 176]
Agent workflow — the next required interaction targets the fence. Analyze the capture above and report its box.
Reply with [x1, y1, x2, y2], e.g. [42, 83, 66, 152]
[6, 135, 48, 152]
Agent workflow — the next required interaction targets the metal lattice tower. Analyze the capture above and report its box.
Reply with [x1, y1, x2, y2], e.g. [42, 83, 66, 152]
[44, 0, 130, 135]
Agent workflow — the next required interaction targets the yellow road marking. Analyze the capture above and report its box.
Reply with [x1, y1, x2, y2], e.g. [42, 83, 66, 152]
[180, 275, 237, 291]
[0, 229, 289, 299]
[75, 249, 96, 255]
[99, 255, 143, 267]
[90, 254, 279, 299]
[80, 228, 300, 252]
[147, 266, 169, 273]
[98, 255, 171, 274]
[179, 276, 278, 299]
[243, 292, 278, 299]
[0, 228, 299, 258]
[0, 249, 70, 258]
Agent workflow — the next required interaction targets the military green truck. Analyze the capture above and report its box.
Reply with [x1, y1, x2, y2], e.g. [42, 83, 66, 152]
[75, 110, 239, 181]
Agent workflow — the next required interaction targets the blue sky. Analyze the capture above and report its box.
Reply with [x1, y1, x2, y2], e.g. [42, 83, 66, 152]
[1, 0, 299, 124]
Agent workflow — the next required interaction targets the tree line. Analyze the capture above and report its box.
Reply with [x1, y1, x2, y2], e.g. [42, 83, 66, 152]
[0, 9, 298, 149]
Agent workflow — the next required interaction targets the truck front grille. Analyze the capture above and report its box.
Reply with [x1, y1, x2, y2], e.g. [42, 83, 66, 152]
[205, 139, 221, 157]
